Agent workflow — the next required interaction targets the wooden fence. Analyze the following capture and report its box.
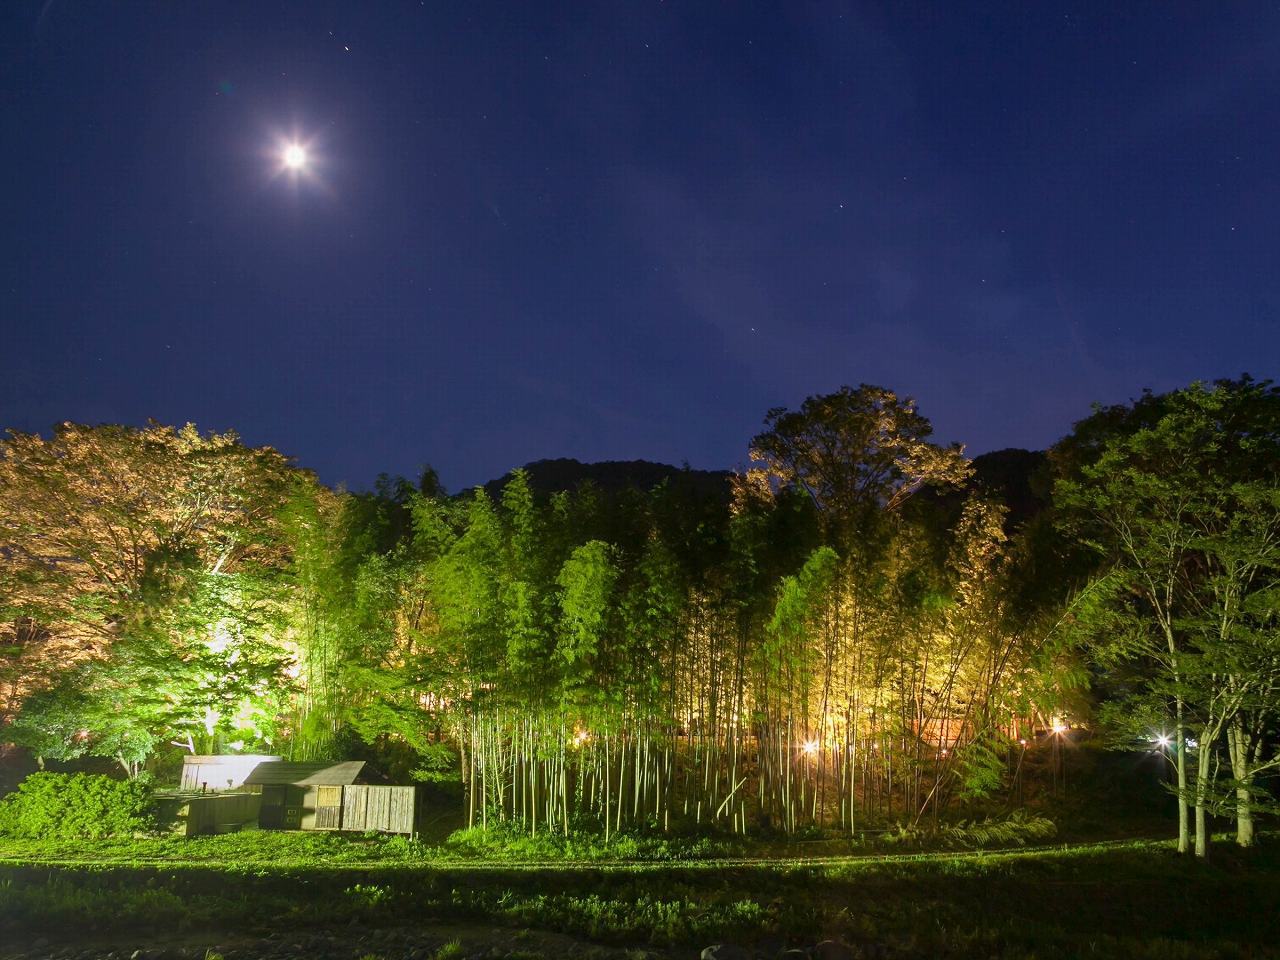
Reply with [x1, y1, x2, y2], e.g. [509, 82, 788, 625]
[340, 785, 417, 835]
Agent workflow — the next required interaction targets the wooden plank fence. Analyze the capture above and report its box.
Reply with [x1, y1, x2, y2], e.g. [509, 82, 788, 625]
[341, 784, 416, 835]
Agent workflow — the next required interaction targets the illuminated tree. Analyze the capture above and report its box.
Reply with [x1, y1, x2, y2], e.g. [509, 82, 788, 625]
[0, 422, 293, 639]
[1183, 461, 1280, 848]
[760, 546, 839, 832]
[6, 400, 1229, 837]
[1056, 378, 1280, 855]
[0, 422, 297, 769]
[747, 384, 970, 541]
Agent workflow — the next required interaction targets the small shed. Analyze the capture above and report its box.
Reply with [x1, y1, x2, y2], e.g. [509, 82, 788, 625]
[180, 754, 282, 792]
[177, 758, 421, 835]
[243, 761, 366, 831]
[159, 792, 263, 837]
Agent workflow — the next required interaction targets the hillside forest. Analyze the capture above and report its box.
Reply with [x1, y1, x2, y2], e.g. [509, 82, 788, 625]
[2, 379, 1278, 860]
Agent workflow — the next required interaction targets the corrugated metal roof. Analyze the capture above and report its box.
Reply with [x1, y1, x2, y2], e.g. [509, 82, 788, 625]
[242, 760, 366, 785]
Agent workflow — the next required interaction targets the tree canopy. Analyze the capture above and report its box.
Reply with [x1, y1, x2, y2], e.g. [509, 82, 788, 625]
[2, 379, 1277, 855]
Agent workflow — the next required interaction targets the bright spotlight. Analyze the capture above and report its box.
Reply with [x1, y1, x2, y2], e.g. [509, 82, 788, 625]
[1155, 734, 1171, 748]
[283, 144, 307, 169]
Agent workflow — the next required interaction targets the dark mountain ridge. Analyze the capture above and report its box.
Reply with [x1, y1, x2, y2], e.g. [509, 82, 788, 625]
[481, 458, 734, 502]
[478, 450, 1048, 524]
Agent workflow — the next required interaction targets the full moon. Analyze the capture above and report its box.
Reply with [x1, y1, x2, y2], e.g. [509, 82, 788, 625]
[283, 144, 307, 169]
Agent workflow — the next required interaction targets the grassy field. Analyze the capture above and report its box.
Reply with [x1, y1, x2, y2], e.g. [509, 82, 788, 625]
[0, 810, 1060, 868]
[2, 831, 1279, 959]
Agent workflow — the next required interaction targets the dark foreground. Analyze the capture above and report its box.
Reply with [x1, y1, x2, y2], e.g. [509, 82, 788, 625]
[3, 837, 1279, 960]
[6, 923, 682, 960]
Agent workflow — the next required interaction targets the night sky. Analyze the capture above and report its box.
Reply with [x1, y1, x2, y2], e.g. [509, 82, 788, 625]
[3, 3, 1277, 491]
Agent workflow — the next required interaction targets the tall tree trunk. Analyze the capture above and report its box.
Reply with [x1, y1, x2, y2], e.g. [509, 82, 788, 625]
[1174, 698, 1189, 854]
[1227, 719, 1254, 847]
[1194, 803, 1208, 858]
[1193, 725, 1212, 859]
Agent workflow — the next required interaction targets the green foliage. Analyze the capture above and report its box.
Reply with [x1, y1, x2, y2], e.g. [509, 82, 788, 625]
[748, 383, 972, 546]
[0, 772, 154, 839]
[3, 677, 96, 765]
[555, 540, 617, 668]
[1053, 377, 1280, 849]
[768, 547, 839, 641]
[345, 881, 392, 907]
[0, 423, 297, 769]
[442, 821, 739, 862]
[0, 826, 436, 866]
[411, 742, 462, 784]
[8, 380, 1274, 852]
[884, 811, 1057, 849]
[955, 736, 1008, 800]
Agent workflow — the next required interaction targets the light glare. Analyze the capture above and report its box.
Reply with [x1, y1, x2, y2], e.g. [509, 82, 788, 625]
[283, 144, 307, 169]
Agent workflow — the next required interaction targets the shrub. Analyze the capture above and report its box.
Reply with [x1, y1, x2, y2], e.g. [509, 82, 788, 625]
[0, 772, 155, 839]
[442, 821, 739, 861]
[882, 810, 1057, 850]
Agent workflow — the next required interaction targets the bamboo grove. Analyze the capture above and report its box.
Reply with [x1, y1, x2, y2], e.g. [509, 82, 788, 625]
[3, 380, 1278, 852]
